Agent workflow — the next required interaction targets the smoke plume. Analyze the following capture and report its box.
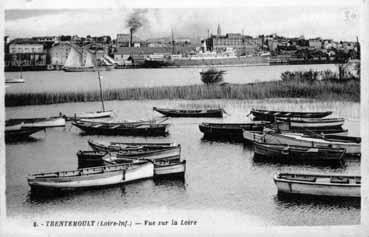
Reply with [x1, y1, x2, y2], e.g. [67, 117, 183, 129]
[126, 9, 148, 33]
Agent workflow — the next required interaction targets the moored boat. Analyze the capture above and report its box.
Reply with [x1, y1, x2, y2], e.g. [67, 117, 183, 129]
[88, 139, 177, 152]
[5, 78, 25, 83]
[5, 121, 24, 131]
[153, 107, 223, 118]
[77, 150, 108, 162]
[72, 120, 169, 136]
[153, 160, 186, 178]
[63, 110, 113, 121]
[6, 116, 66, 128]
[199, 122, 270, 140]
[273, 172, 360, 198]
[249, 108, 332, 121]
[276, 117, 345, 128]
[243, 130, 360, 156]
[27, 162, 154, 191]
[5, 127, 44, 141]
[253, 142, 345, 163]
[63, 71, 113, 120]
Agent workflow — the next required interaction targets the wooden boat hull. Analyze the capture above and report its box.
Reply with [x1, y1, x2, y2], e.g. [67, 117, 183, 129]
[28, 162, 154, 190]
[5, 122, 24, 131]
[88, 140, 177, 152]
[276, 118, 344, 128]
[199, 122, 269, 140]
[273, 173, 360, 197]
[154, 160, 186, 177]
[77, 150, 108, 163]
[282, 127, 348, 135]
[7, 117, 66, 128]
[5, 127, 44, 141]
[115, 146, 181, 160]
[153, 107, 223, 118]
[243, 131, 361, 156]
[254, 142, 345, 162]
[5, 78, 25, 83]
[250, 109, 332, 121]
[72, 121, 169, 136]
[65, 111, 113, 120]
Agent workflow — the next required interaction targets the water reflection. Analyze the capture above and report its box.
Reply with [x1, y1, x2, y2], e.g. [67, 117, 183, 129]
[153, 177, 186, 190]
[200, 136, 244, 144]
[273, 193, 360, 209]
[252, 154, 346, 169]
[27, 185, 127, 202]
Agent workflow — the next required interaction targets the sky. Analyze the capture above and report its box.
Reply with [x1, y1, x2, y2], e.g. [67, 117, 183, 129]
[4, 1, 361, 41]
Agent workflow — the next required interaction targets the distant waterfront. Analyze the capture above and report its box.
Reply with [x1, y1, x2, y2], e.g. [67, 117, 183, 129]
[5, 64, 338, 94]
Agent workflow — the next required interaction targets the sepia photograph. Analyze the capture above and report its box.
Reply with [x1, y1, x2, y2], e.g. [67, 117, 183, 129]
[1, 0, 368, 236]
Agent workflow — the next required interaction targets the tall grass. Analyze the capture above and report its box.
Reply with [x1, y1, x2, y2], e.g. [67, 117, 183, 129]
[5, 79, 360, 107]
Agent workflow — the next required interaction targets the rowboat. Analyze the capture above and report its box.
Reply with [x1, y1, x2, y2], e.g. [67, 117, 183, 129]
[5, 121, 24, 131]
[273, 173, 360, 198]
[254, 142, 345, 162]
[153, 107, 223, 118]
[103, 157, 185, 178]
[88, 139, 177, 152]
[273, 124, 348, 135]
[5, 78, 25, 83]
[6, 117, 66, 128]
[80, 146, 180, 164]
[249, 108, 332, 121]
[63, 110, 113, 121]
[78, 117, 167, 125]
[153, 160, 186, 178]
[276, 117, 344, 128]
[199, 122, 270, 140]
[5, 127, 44, 141]
[77, 150, 108, 162]
[27, 162, 154, 191]
[72, 120, 169, 136]
[243, 130, 361, 156]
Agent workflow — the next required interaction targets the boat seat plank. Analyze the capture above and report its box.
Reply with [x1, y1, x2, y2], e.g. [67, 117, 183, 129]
[330, 177, 349, 184]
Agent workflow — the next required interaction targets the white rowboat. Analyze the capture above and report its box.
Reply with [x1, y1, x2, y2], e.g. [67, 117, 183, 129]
[274, 173, 360, 198]
[27, 162, 153, 190]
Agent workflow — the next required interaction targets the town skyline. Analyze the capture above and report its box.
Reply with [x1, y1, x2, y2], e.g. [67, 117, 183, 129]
[5, 6, 360, 42]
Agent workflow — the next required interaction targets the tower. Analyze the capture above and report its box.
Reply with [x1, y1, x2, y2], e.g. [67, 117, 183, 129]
[217, 24, 221, 36]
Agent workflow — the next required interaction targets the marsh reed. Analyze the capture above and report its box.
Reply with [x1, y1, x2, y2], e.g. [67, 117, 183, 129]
[5, 79, 359, 107]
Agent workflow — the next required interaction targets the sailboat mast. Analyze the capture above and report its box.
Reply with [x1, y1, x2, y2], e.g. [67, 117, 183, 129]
[97, 71, 105, 112]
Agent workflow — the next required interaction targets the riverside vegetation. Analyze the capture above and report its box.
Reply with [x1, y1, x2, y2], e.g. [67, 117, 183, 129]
[5, 69, 360, 107]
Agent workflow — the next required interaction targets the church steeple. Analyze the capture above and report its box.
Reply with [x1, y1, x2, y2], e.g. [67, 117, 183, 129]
[217, 24, 222, 35]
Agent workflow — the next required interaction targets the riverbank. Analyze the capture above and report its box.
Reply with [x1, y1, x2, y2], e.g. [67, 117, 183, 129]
[5, 78, 359, 107]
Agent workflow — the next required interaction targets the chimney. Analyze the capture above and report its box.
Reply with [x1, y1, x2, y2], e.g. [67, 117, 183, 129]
[130, 28, 133, 47]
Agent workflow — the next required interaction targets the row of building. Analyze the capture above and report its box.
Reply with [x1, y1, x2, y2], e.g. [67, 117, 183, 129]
[4, 25, 360, 71]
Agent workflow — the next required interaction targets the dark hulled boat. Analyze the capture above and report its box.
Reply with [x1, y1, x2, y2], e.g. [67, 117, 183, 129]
[250, 108, 332, 121]
[275, 117, 345, 129]
[253, 142, 346, 163]
[199, 122, 270, 140]
[72, 120, 169, 136]
[88, 139, 178, 152]
[153, 107, 223, 118]
[5, 127, 44, 141]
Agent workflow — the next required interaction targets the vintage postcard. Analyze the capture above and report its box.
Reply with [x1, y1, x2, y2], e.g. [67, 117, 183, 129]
[1, 0, 368, 236]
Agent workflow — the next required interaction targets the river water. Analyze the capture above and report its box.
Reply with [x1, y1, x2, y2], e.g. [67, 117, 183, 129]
[5, 99, 360, 226]
[5, 64, 337, 93]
